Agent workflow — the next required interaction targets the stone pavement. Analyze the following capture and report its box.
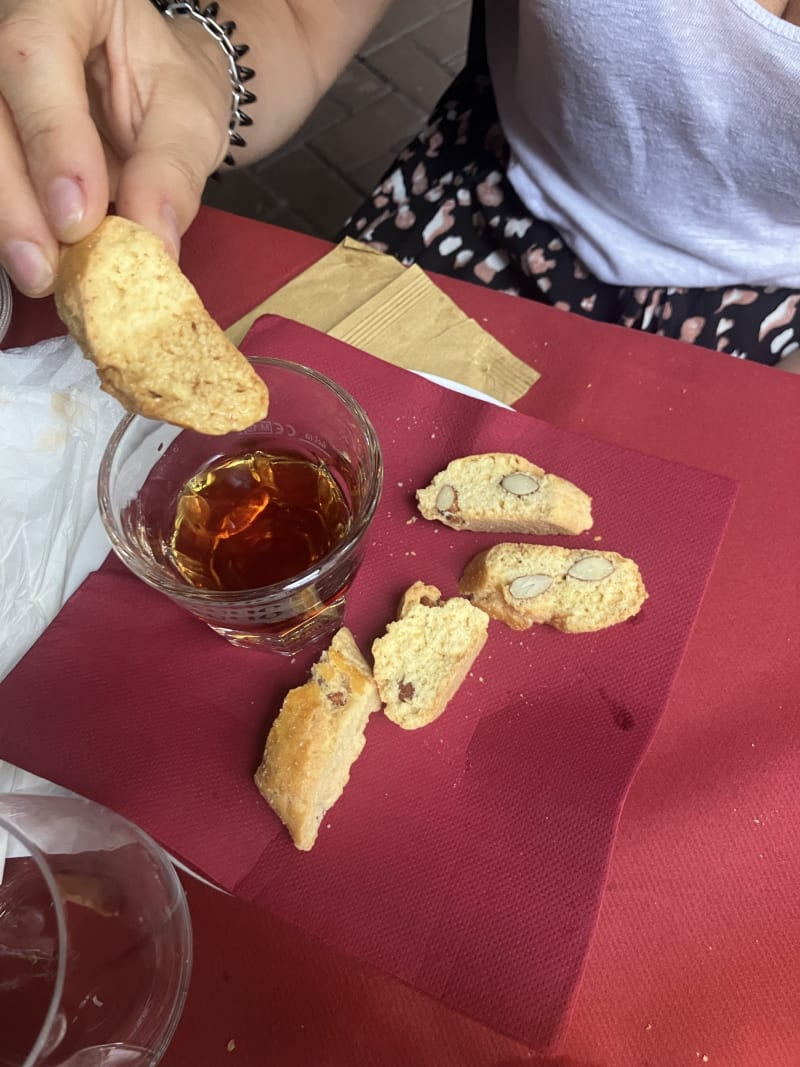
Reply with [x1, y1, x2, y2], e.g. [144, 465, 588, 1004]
[201, 1, 471, 241]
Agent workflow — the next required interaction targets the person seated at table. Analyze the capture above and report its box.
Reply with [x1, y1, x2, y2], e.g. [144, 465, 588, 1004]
[1, 0, 799, 372]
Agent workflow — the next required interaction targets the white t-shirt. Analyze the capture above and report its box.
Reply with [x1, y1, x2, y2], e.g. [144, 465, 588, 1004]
[486, 0, 800, 287]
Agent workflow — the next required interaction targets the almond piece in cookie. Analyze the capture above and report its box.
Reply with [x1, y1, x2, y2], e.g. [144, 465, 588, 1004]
[372, 581, 489, 729]
[459, 543, 647, 633]
[416, 453, 592, 535]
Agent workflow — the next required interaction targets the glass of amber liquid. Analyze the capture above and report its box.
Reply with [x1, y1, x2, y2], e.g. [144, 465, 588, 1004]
[98, 357, 383, 655]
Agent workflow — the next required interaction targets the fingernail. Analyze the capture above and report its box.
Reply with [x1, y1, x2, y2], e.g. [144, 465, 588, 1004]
[161, 204, 181, 260]
[4, 240, 54, 295]
[46, 176, 86, 237]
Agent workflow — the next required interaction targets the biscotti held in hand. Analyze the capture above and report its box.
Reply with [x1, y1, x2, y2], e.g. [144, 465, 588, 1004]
[55, 215, 269, 434]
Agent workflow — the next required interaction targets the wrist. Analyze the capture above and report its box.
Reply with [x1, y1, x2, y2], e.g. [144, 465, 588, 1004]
[149, 1, 256, 169]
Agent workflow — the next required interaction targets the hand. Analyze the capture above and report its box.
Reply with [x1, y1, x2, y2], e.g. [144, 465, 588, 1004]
[0, 0, 231, 297]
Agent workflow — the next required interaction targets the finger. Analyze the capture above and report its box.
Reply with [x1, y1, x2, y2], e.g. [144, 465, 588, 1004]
[0, 4, 109, 244]
[0, 95, 58, 296]
[113, 147, 192, 262]
[113, 82, 229, 261]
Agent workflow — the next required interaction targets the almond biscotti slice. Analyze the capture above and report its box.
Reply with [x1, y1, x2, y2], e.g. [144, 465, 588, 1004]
[254, 627, 380, 851]
[416, 453, 592, 535]
[55, 215, 269, 434]
[459, 543, 647, 633]
[372, 581, 489, 730]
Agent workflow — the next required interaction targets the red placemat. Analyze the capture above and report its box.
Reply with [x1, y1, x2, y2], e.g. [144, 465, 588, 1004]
[0, 315, 736, 1050]
[173, 867, 578, 1067]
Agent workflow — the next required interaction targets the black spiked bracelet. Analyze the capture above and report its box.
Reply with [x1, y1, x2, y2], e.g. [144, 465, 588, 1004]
[149, 1, 256, 166]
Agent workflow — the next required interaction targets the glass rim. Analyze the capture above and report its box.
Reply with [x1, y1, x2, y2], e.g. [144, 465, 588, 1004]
[0, 809, 68, 1067]
[97, 355, 383, 604]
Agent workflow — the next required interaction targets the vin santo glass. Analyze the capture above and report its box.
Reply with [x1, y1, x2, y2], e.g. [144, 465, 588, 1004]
[98, 357, 383, 656]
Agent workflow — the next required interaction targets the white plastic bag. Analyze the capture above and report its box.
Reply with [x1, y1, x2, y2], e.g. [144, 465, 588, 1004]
[0, 335, 125, 683]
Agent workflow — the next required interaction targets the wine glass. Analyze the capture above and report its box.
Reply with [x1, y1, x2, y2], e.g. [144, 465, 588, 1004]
[0, 793, 192, 1067]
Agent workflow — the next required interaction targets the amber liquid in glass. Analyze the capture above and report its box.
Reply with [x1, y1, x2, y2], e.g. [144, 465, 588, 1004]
[168, 448, 352, 592]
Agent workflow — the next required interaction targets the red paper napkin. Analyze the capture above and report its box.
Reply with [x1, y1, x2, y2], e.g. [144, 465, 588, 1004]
[0, 315, 736, 1050]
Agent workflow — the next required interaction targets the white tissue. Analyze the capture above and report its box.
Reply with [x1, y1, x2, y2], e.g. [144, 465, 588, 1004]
[0, 334, 125, 684]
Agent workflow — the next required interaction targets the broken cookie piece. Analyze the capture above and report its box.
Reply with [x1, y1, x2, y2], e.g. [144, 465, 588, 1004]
[254, 627, 380, 851]
[372, 581, 489, 729]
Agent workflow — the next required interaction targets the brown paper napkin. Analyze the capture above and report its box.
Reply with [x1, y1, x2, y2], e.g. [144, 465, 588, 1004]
[226, 238, 539, 405]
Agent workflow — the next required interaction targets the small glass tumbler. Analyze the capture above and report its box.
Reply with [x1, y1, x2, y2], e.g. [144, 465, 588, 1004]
[0, 792, 192, 1067]
[98, 357, 383, 655]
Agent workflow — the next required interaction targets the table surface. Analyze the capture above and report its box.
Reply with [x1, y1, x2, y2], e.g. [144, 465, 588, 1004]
[5, 205, 800, 1067]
